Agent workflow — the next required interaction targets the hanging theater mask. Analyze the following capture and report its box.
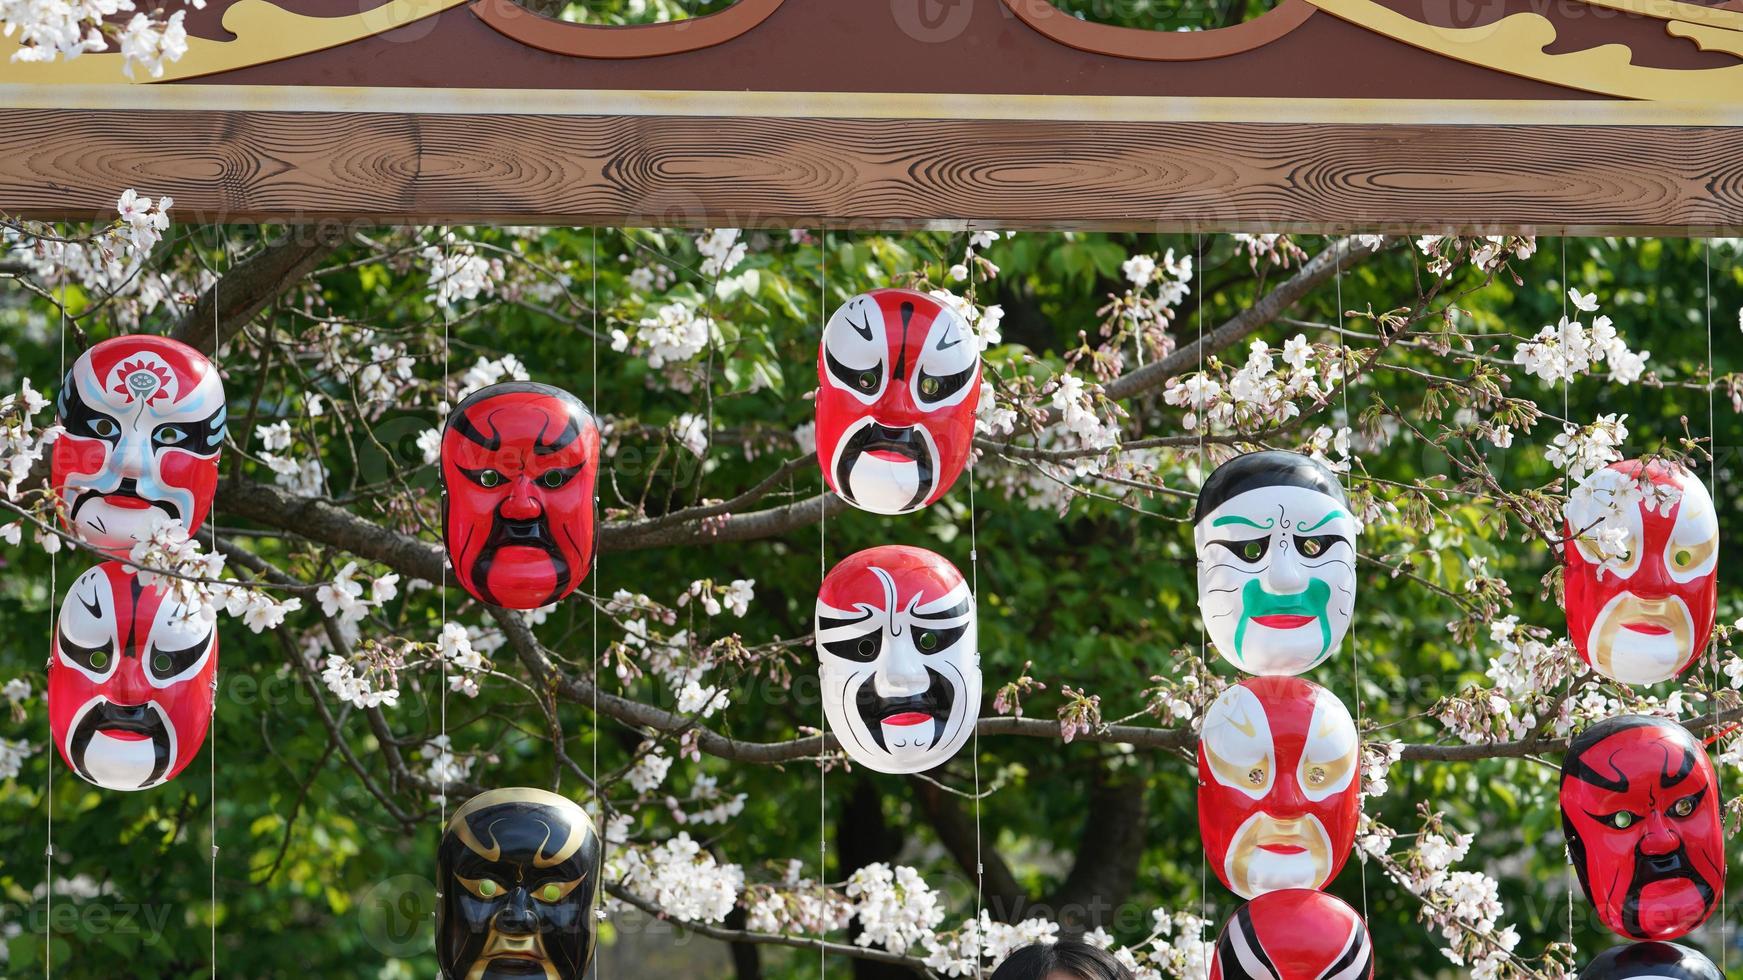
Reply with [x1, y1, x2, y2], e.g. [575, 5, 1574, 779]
[52, 335, 227, 556]
[1193, 451, 1357, 676]
[1579, 942, 1722, 980]
[1210, 889, 1374, 980]
[437, 787, 603, 980]
[815, 289, 980, 515]
[1561, 715, 1724, 942]
[1563, 460, 1717, 685]
[1199, 676, 1360, 899]
[815, 545, 978, 774]
[442, 382, 600, 610]
[49, 561, 218, 791]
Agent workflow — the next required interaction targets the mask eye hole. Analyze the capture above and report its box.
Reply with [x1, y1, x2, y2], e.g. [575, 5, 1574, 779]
[91, 418, 120, 438]
[89, 649, 109, 669]
[1599, 810, 1637, 830]
[476, 470, 502, 488]
[1306, 765, 1327, 785]
[542, 469, 566, 489]
[153, 653, 171, 674]
[539, 884, 562, 902]
[1671, 794, 1700, 818]
[1246, 766, 1267, 786]
[857, 638, 877, 658]
[857, 371, 878, 392]
[1242, 540, 1264, 561]
[917, 631, 938, 652]
[919, 376, 941, 397]
[154, 426, 188, 447]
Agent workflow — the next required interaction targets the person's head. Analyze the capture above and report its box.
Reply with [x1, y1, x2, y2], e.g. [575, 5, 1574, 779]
[990, 940, 1135, 980]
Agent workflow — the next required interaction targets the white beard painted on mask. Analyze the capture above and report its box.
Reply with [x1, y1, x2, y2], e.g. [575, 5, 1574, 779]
[816, 547, 978, 775]
[1194, 452, 1357, 676]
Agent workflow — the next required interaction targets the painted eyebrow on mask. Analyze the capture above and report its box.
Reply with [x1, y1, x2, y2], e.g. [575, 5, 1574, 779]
[1298, 509, 1346, 532]
[1211, 515, 1275, 529]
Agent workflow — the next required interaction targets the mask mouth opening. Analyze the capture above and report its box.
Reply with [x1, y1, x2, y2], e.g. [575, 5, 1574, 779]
[502, 518, 550, 545]
[855, 669, 954, 751]
[1644, 851, 1688, 876]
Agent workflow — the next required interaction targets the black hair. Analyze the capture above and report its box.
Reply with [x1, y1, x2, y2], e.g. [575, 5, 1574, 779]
[1578, 940, 1721, 980]
[989, 940, 1135, 980]
[1192, 449, 1348, 525]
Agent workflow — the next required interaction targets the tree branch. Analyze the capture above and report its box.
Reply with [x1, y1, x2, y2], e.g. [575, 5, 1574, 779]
[170, 232, 344, 354]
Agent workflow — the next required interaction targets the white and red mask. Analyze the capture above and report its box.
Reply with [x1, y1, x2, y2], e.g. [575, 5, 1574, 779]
[1199, 677, 1359, 899]
[53, 335, 227, 556]
[441, 382, 600, 610]
[1578, 941, 1721, 980]
[1561, 716, 1724, 942]
[1210, 889, 1373, 980]
[815, 545, 978, 774]
[1563, 460, 1717, 685]
[49, 561, 217, 791]
[815, 289, 980, 515]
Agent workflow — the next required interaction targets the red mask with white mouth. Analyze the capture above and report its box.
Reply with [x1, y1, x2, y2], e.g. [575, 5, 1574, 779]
[815, 289, 980, 515]
[49, 561, 217, 791]
[1199, 677, 1360, 899]
[1210, 889, 1374, 979]
[1562, 716, 1724, 942]
[815, 546, 978, 774]
[1564, 460, 1717, 685]
[53, 335, 227, 557]
[441, 382, 600, 610]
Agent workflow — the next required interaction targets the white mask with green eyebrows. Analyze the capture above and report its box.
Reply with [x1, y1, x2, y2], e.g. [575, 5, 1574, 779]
[1194, 451, 1358, 676]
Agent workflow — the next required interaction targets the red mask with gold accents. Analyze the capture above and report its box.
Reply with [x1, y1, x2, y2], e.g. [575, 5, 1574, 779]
[53, 335, 226, 557]
[441, 382, 599, 610]
[1561, 716, 1724, 942]
[815, 289, 980, 515]
[1210, 889, 1373, 979]
[1563, 460, 1717, 685]
[1199, 676, 1360, 899]
[48, 561, 217, 791]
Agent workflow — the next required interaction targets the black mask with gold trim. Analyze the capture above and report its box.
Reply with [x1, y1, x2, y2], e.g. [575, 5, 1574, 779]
[437, 788, 602, 980]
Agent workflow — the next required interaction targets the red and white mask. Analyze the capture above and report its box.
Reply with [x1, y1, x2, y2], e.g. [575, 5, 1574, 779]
[815, 289, 980, 515]
[816, 546, 978, 774]
[1200, 677, 1359, 899]
[53, 335, 226, 556]
[49, 561, 218, 791]
[1210, 889, 1373, 980]
[441, 382, 600, 610]
[1563, 460, 1717, 685]
[1561, 716, 1724, 942]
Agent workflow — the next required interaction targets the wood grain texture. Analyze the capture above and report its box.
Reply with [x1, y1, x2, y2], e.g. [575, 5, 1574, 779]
[3, 109, 1743, 233]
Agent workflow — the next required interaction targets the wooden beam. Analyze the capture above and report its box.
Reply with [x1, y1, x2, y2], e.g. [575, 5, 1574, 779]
[3, 108, 1742, 233]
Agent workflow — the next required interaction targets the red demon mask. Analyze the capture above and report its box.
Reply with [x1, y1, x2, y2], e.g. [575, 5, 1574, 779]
[52, 335, 226, 557]
[49, 561, 217, 791]
[815, 545, 979, 774]
[1210, 889, 1374, 980]
[1561, 716, 1724, 942]
[442, 382, 599, 610]
[1200, 676, 1360, 899]
[815, 289, 980, 515]
[1563, 460, 1717, 685]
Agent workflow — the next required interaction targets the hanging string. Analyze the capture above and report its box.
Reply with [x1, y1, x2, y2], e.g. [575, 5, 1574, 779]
[966, 264, 985, 980]
[1703, 241, 1726, 973]
[45, 293, 66, 980]
[209, 238, 222, 977]
[817, 226, 829, 980]
[589, 226, 606, 954]
[440, 229, 452, 833]
[1194, 232, 1209, 944]
[1334, 239, 1371, 921]
[1561, 239, 1574, 951]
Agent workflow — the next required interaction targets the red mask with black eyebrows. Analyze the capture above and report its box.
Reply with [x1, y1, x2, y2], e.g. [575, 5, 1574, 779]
[1561, 715, 1724, 942]
[815, 289, 980, 515]
[441, 382, 599, 610]
[1563, 459, 1717, 685]
[48, 561, 218, 791]
[1210, 889, 1374, 980]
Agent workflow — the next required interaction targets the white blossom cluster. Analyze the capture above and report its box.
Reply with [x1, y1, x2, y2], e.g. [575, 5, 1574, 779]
[4, 192, 183, 329]
[126, 520, 303, 633]
[1514, 290, 1648, 385]
[1544, 413, 1628, 486]
[611, 300, 716, 384]
[2, 0, 198, 77]
[846, 863, 945, 952]
[1414, 235, 1537, 278]
[696, 228, 747, 278]
[1163, 334, 1347, 438]
[0, 379, 55, 509]
[613, 832, 745, 923]
[423, 233, 504, 309]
